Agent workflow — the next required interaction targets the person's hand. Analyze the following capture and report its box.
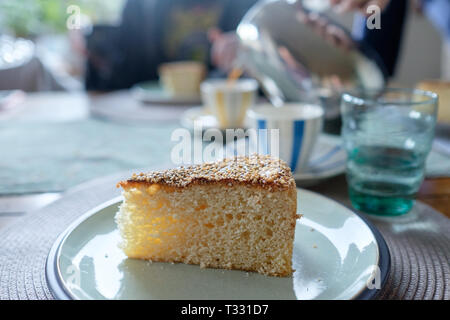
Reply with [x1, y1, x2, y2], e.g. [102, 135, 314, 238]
[296, 0, 391, 51]
[296, 10, 355, 51]
[329, 0, 390, 16]
[410, 0, 423, 14]
[209, 28, 240, 72]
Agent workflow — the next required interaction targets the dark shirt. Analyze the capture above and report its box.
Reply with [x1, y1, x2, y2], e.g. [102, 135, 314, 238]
[352, 0, 409, 77]
[85, 0, 257, 91]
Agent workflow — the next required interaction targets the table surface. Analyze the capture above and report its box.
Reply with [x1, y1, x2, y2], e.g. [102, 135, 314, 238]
[0, 91, 448, 231]
[1, 91, 448, 301]
[418, 177, 450, 218]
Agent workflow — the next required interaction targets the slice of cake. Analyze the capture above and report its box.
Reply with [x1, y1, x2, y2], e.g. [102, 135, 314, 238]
[116, 155, 298, 277]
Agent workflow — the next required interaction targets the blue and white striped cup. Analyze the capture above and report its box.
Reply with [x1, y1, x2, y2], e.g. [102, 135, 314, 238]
[247, 104, 324, 173]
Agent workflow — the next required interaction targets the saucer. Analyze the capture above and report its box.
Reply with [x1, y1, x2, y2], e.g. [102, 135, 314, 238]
[131, 81, 201, 105]
[180, 106, 219, 129]
[225, 134, 345, 186]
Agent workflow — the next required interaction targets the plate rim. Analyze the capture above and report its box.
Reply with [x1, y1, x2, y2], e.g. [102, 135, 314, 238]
[46, 196, 123, 300]
[46, 190, 390, 300]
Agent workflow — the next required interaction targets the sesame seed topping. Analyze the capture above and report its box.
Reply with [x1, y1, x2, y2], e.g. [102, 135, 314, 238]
[118, 154, 295, 190]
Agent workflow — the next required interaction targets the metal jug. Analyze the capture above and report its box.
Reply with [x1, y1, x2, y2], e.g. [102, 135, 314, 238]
[236, 0, 386, 132]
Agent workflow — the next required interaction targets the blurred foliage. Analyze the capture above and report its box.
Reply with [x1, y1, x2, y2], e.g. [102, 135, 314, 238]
[0, 0, 126, 38]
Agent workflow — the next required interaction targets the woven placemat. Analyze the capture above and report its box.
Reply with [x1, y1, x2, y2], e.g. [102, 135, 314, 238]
[373, 212, 450, 299]
[0, 170, 449, 300]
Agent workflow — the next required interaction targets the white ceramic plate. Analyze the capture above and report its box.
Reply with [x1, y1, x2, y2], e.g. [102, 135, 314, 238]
[46, 189, 389, 300]
[131, 81, 201, 105]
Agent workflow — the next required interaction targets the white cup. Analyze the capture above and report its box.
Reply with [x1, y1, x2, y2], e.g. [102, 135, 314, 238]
[247, 103, 324, 173]
[201, 79, 258, 129]
[159, 61, 206, 97]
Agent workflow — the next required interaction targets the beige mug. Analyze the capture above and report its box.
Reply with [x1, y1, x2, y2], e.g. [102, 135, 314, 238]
[158, 61, 206, 98]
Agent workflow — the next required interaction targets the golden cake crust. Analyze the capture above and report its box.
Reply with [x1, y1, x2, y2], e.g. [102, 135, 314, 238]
[118, 154, 295, 190]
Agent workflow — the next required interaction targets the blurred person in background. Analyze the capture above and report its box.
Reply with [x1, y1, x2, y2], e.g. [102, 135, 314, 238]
[413, 0, 450, 80]
[209, 0, 400, 81]
[351, 0, 450, 79]
[85, 0, 258, 91]
[298, 0, 450, 79]
[211, 0, 449, 82]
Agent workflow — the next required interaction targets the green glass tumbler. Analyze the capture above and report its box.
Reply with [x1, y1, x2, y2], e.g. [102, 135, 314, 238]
[341, 89, 438, 216]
